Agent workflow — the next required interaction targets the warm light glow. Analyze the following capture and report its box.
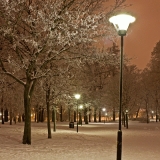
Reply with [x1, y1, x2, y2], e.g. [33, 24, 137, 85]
[102, 108, 106, 112]
[79, 105, 83, 109]
[109, 14, 135, 35]
[74, 94, 80, 100]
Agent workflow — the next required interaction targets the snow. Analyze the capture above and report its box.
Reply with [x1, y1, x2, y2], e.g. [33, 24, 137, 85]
[0, 121, 160, 160]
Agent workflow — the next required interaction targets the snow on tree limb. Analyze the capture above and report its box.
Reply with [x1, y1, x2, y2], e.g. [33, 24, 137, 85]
[0, 0, 127, 88]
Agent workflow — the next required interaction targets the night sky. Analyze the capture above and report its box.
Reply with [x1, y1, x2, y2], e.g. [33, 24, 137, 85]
[123, 0, 160, 69]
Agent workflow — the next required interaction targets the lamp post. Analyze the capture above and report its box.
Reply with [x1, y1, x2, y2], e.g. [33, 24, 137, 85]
[105, 113, 108, 122]
[109, 13, 135, 160]
[79, 105, 83, 126]
[102, 108, 106, 124]
[151, 111, 154, 119]
[126, 110, 128, 129]
[75, 94, 81, 133]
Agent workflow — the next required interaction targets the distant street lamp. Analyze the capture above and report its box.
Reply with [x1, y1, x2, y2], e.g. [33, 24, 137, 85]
[125, 110, 128, 129]
[105, 113, 108, 122]
[75, 94, 81, 133]
[79, 105, 83, 126]
[151, 111, 154, 119]
[109, 13, 135, 160]
[102, 108, 106, 124]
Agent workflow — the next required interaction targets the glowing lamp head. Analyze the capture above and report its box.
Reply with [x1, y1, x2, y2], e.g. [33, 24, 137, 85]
[75, 94, 80, 100]
[102, 108, 106, 112]
[109, 14, 135, 36]
[79, 105, 83, 109]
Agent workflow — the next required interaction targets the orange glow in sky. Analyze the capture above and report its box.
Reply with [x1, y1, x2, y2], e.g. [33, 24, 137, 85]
[122, 0, 160, 69]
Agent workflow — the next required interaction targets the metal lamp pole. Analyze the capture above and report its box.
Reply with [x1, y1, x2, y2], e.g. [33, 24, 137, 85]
[126, 110, 128, 129]
[77, 101, 78, 132]
[102, 108, 106, 124]
[79, 105, 83, 126]
[116, 34, 123, 159]
[109, 14, 135, 160]
[75, 94, 81, 133]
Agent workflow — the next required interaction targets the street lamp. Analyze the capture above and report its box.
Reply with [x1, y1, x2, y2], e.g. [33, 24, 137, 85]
[102, 108, 106, 123]
[125, 110, 128, 129]
[109, 13, 135, 160]
[79, 105, 83, 126]
[75, 94, 81, 133]
[151, 111, 154, 119]
[105, 113, 108, 120]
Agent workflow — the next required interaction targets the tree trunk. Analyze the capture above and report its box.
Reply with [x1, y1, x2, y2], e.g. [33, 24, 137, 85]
[34, 112, 36, 122]
[146, 102, 149, 123]
[156, 99, 158, 122]
[122, 111, 124, 125]
[94, 108, 97, 122]
[46, 89, 51, 139]
[23, 95, 31, 144]
[18, 114, 21, 122]
[10, 110, 12, 125]
[4, 109, 8, 122]
[74, 111, 76, 122]
[136, 108, 140, 119]
[124, 112, 126, 127]
[1, 94, 4, 124]
[22, 79, 35, 145]
[79, 112, 82, 125]
[34, 107, 37, 122]
[37, 107, 39, 123]
[60, 105, 63, 122]
[1, 108, 4, 124]
[53, 108, 56, 132]
[39, 109, 41, 122]
[52, 109, 54, 122]
[146, 111, 149, 123]
[99, 109, 101, 122]
[84, 110, 86, 122]
[14, 116, 17, 124]
[89, 107, 91, 122]
[84, 108, 88, 124]
[40, 108, 44, 122]
[113, 109, 115, 121]
[22, 113, 25, 122]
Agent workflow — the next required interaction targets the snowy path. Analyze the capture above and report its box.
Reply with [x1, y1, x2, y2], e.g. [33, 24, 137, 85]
[0, 121, 160, 160]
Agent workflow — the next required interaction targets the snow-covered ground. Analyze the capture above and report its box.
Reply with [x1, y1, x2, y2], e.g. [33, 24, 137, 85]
[0, 120, 160, 160]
